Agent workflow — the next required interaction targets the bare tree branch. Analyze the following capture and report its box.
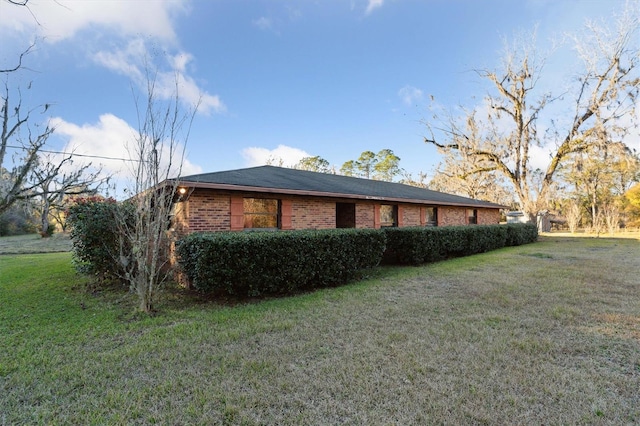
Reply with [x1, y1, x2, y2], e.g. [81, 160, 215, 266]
[0, 43, 36, 74]
[424, 5, 639, 219]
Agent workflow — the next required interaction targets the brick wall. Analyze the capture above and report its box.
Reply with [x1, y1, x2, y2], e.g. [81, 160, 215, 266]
[174, 189, 501, 234]
[185, 191, 231, 232]
[478, 208, 501, 225]
[291, 198, 336, 229]
[402, 205, 422, 226]
[437, 206, 468, 226]
[355, 203, 375, 229]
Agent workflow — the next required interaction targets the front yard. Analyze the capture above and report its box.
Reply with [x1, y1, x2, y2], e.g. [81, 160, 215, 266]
[1, 235, 638, 424]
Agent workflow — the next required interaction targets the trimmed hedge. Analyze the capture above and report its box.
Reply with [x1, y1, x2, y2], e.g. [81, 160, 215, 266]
[383, 223, 538, 266]
[176, 228, 387, 297]
[176, 223, 537, 297]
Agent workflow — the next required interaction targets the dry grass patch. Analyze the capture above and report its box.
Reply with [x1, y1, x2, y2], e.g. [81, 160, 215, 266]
[1, 235, 639, 424]
[0, 233, 72, 254]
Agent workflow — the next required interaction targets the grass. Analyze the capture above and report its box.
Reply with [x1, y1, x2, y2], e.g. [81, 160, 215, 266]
[0, 232, 72, 255]
[1, 235, 639, 424]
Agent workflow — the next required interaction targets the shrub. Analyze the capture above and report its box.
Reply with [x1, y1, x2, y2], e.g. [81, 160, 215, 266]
[176, 228, 387, 297]
[505, 223, 539, 246]
[384, 223, 537, 265]
[383, 227, 444, 265]
[66, 197, 134, 284]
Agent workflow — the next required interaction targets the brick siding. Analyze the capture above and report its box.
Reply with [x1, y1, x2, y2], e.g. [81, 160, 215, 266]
[402, 205, 422, 227]
[355, 203, 376, 229]
[173, 188, 500, 234]
[437, 206, 467, 226]
[478, 208, 501, 225]
[181, 191, 231, 233]
[291, 199, 336, 229]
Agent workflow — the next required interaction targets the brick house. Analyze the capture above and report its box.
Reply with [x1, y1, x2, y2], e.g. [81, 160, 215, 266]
[168, 165, 505, 235]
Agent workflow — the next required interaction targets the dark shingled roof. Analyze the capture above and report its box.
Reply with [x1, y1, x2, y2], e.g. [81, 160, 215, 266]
[175, 165, 505, 209]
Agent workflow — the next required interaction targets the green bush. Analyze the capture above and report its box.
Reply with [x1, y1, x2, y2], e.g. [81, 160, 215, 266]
[383, 227, 443, 265]
[505, 222, 539, 246]
[176, 229, 387, 297]
[66, 197, 134, 283]
[384, 223, 537, 266]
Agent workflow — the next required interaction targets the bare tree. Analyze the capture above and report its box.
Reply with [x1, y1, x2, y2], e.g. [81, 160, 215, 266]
[425, 6, 639, 220]
[0, 43, 35, 74]
[29, 155, 103, 236]
[428, 116, 515, 205]
[602, 203, 621, 235]
[0, 79, 56, 215]
[564, 199, 583, 233]
[116, 71, 198, 313]
[400, 170, 429, 188]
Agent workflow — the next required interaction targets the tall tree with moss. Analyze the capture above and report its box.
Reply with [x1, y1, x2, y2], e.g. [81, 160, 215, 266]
[425, 5, 640, 220]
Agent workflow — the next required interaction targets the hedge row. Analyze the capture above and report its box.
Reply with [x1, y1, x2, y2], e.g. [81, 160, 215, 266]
[177, 223, 537, 296]
[176, 228, 387, 297]
[383, 223, 538, 265]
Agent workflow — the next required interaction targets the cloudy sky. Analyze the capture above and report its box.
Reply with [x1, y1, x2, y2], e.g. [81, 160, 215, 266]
[0, 0, 635, 192]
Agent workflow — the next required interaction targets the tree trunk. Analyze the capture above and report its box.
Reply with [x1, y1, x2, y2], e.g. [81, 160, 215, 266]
[40, 199, 50, 238]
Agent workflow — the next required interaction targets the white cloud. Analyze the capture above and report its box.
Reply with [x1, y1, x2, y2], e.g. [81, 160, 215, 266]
[398, 85, 423, 106]
[253, 16, 273, 31]
[170, 52, 193, 73]
[2, 0, 224, 116]
[157, 67, 226, 115]
[365, 0, 384, 15]
[92, 39, 147, 81]
[93, 39, 226, 115]
[241, 145, 310, 167]
[51, 114, 202, 194]
[0, 0, 187, 43]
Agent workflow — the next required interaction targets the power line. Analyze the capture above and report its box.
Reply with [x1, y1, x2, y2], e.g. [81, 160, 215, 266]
[5, 144, 145, 163]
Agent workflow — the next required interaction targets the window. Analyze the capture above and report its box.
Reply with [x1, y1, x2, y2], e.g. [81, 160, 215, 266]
[425, 207, 437, 226]
[336, 203, 356, 228]
[244, 198, 279, 229]
[380, 204, 398, 227]
[467, 208, 478, 225]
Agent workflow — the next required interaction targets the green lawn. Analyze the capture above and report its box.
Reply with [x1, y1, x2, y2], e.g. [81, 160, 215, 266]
[1, 236, 639, 424]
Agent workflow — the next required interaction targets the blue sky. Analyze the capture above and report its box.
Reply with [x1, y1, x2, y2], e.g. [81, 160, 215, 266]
[1, 0, 635, 192]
